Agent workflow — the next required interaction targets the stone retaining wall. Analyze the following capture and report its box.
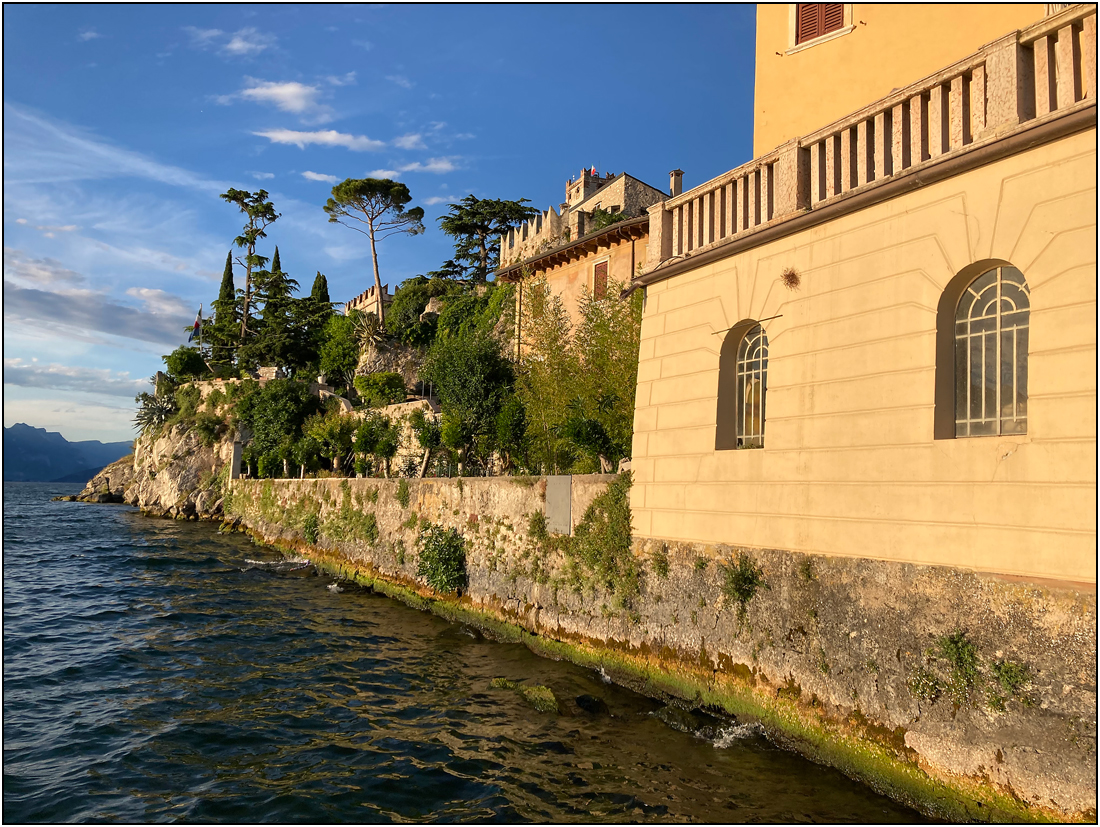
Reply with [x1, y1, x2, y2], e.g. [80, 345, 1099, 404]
[225, 474, 1096, 822]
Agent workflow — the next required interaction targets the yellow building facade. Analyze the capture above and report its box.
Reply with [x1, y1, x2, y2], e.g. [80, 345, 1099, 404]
[632, 4, 1096, 583]
[754, 3, 1047, 155]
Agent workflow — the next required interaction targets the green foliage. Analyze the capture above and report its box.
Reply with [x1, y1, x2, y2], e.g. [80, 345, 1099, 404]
[384, 276, 456, 344]
[588, 207, 630, 232]
[134, 391, 177, 435]
[354, 412, 401, 476]
[721, 553, 768, 619]
[354, 371, 406, 408]
[172, 384, 202, 422]
[220, 188, 280, 344]
[395, 478, 410, 509]
[799, 558, 817, 582]
[420, 329, 513, 469]
[650, 545, 670, 579]
[991, 659, 1029, 696]
[163, 346, 208, 381]
[936, 631, 980, 702]
[416, 523, 467, 593]
[193, 410, 226, 447]
[234, 379, 321, 460]
[319, 312, 362, 387]
[565, 472, 638, 608]
[324, 178, 425, 326]
[694, 556, 709, 571]
[437, 195, 538, 282]
[527, 510, 549, 544]
[908, 667, 944, 703]
[303, 409, 357, 473]
[303, 513, 320, 544]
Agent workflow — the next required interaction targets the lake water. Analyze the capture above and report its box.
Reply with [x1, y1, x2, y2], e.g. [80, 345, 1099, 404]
[3, 482, 928, 822]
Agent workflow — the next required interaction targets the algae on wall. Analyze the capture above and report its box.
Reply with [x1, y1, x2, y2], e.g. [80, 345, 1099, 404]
[225, 472, 1097, 822]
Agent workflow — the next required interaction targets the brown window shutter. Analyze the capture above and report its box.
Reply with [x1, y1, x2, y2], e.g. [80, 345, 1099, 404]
[593, 261, 608, 300]
[796, 4, 821, 43]
[796, 4, 844, 44]
[822, 3, 844, 33]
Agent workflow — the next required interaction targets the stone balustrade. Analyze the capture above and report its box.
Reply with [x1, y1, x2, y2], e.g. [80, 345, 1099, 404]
[644, 5, 1096, 270]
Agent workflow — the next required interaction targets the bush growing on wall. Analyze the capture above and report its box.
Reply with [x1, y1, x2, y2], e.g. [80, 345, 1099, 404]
[417, 523, 467, 593]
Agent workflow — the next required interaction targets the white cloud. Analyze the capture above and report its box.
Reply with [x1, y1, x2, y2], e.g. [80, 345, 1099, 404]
[429, 121, 446, 131]
[366, 156, 458, 178]
[231, 77, 333, 124]
[392, 133, 425, 150]
[385, 74, 414, 89]
[353, 39, 374, 51]
[125, 287, 193, 316]
[253, 128, 384, 151]
[326, 72, 357, 86]
[422, 195, 453, 206]
[4, 358, 150, 398]
[78, 29, 101, 42]
[454, 132, 476, 140]
[15, 218, 28, 224]
[183, 25, 276, 57]
[35, 224, 79, 233]
[4, 248, 87, 290]
[302, 171, 340, 184]
[250, 171, 275, 180]
[223, 27, 276, 56]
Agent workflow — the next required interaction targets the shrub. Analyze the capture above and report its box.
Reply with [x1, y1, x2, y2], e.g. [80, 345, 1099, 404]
[936, 630, 980, 702]
[567, 471, 638, 608]
[417, 523, 467, 593]
[193, 410, 225, 447]
[721, 553, 768, 619]
[650, 545, 670, 579]
[354, 372, 407, 408]
[908, 666, 944, 702]
[162, 346, 208, 381]
[303, 514, 320, 544]
[396, 478, 410, 509]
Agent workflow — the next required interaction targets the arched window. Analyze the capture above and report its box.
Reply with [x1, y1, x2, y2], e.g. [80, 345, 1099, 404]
[953, 265, 1029, 437]
[716, 322, 769, 450]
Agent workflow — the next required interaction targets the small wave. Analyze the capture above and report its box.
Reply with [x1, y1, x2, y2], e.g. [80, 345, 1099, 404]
[327, 583, 344, 593]
[243, 558, 312, 573]
[713, 722, 764, 747]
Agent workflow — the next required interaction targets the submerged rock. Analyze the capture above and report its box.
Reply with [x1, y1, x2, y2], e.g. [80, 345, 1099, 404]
[575, 694, 610, 715]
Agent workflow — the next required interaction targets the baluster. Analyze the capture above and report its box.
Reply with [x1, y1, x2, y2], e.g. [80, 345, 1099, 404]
[696, 196, 706, 249]
[1035, 35, 1055, 115]
[1056, 24, 1079, 106]
[950, 75, 966, 148]
[970, 64, 987, 137]
[825, 135, 839, 198]
[892, 102, 909, 171]
[747, 170, 760, 227]
[723, 182, 734, 238]
[671, 205, 681, 257]
[909, 93, 927, 164]
[874, 110, 891, 179]
[928, 84, 947, 158]
[1084, 14, 1097, 101]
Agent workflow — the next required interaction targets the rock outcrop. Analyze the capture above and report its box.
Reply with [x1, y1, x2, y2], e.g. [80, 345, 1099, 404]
[61, 424, 232, 520]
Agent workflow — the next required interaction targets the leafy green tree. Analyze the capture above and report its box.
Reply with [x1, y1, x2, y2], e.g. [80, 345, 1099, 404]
[495, 394, 527, 473]
[304, 409, 356, 474]
[163, 346, 208, 381]
[515, 273, 579, 473]
[318, 311, 362, 389]
[438, 195, 538, 281]
[354, 372, 406, 408]
[420, 329, 513, 470]
[323, 178, 425, 326]
[220, 188, 280, 343]
[354, 411, 401, 477]
[408, 407, 442, 477]
[242, 245, 303, 371]
[233, 379, 321, 460]
[385, 276, 457, 345]
[309, 270, 331, 306]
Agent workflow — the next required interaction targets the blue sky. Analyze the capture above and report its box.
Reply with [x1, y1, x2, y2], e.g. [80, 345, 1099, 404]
[4, 4, 757, 442]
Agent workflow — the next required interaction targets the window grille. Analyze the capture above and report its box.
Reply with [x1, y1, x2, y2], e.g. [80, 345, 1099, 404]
[954, 266, 1029, 437]
[593, 260, 608, 300]
[736, 324, 769, 448]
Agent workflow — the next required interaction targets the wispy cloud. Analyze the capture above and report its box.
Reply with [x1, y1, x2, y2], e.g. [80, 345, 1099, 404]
[77, 28, 101, 42]
[367, 157, 458, 178]
[4, 358, 151, 398]
[326, 72, 357, 87]
[125, 287, 193, 317]
[302, 170, 340, 184]
[4, 103, 226, 192]
[250, 171, 275, 180]
[352, 39, 374, 51]
[385, 74, 414, 89]
[4, 248, 87, 290]
[392, 133, 425, 150]
[253, 128, 384, 151]
[422, 195, 453, 206]
[184, 25, 276, 57]
[224, 77, 333, 124]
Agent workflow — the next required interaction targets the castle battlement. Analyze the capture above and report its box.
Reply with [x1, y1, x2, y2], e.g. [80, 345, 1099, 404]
[344, 283, 392, 317]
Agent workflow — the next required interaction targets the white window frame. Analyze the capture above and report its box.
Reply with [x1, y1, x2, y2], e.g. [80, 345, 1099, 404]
[786, 3, 855, 55]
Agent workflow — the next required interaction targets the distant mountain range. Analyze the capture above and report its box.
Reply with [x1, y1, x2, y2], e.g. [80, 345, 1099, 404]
[3, 423, 133, 483]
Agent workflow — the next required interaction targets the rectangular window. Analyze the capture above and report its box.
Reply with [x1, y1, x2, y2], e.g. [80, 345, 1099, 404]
[593, 261, 608, 300]
[796, 3, 845, 44]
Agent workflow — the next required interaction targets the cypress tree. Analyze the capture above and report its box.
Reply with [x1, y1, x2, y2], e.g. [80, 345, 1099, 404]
[310, 271, 331, 305]
[271, 245, 283, 276]
[210, 251, 237, 367]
